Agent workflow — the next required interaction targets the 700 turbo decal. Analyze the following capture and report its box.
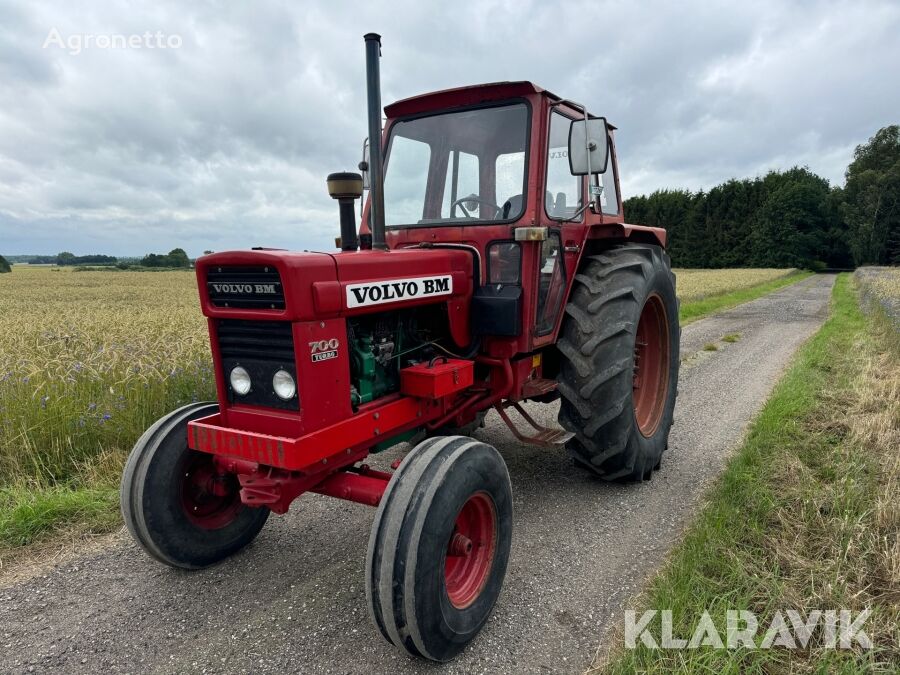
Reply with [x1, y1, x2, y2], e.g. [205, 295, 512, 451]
[345, 274, 453, 308]
[310, 338, 340, 362]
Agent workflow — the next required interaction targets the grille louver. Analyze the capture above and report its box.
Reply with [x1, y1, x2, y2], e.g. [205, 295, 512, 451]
[206, 265, 285, 309]
[217, 320, 295, 363]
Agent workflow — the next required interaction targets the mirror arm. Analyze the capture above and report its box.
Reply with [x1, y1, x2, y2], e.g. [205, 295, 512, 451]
[560, 201, 592, 223]
[589, 174, 603, 213]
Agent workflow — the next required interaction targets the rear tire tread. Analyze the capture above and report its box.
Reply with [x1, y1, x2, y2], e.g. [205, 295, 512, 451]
[556, 244, 679, 481]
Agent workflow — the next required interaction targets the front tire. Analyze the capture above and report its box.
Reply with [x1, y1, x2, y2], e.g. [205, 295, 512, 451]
[121, 402, 269, 569]
[557, 244, 679, 481]
[366, 436, 513, 662]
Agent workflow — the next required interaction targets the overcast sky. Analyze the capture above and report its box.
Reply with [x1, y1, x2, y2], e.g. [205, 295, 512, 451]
[1, 0, 898, 256]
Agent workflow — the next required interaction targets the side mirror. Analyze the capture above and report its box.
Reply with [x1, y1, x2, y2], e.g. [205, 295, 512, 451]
[568, 117, 609, 176]
[358, 138, 370, 190]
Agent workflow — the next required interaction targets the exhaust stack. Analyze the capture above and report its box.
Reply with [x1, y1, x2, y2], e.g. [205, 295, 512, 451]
[364, 33, 387, 250]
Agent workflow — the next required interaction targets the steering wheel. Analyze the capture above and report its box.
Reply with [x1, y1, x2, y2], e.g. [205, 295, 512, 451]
[451, 194, 502, 219]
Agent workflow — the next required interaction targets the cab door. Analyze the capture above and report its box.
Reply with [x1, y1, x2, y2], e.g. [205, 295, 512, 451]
[530, 108, 585, 346]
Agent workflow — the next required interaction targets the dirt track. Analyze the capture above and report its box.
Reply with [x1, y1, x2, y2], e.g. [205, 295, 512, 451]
[0, 275, 835, 674]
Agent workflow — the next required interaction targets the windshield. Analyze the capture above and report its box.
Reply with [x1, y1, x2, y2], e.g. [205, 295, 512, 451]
[383, 103, 529, 227]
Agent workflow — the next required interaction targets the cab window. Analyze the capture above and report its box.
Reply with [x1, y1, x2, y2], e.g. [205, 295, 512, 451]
[545, 112, 582, 220]
[535, 232, 566, 334]
[384, 136, 431, 225]
[598, 135, 619, 215]
[441, 151, 480, 218]
[383, 102, 529, 226]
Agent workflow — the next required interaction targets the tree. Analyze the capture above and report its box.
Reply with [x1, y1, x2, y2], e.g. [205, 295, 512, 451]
[56, 251, 76, 265]
[0, 255, 11, 273]
[167, 248, 190, 268]
[140, 248, 192, 268]
[625, 189, 696, 266]
[750, 168, 831, 268]
[841, 125, 900, 265]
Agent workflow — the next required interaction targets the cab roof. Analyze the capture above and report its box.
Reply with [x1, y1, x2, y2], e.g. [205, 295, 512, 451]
[384, 81, 560, 118]
[384, 81, 616, 130]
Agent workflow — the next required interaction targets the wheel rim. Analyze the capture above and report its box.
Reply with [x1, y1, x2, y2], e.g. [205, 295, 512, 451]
[444, 492, 497, 609]
[633, 293, 670, 437]
[181, 451, 243, 530]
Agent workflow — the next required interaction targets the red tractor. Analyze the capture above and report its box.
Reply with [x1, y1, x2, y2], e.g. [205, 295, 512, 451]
[122, 33, 679, 661]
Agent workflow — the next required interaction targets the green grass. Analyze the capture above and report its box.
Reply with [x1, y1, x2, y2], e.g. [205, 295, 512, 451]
[679, 270, 813, 324]
[0, 485, 120, 549]
[600, 275, 899, 673]
[722, 333, 741, 343]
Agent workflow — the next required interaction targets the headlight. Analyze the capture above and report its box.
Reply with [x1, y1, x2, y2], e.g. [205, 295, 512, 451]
[272, 369, 296, 400]
[229, 366, 252, 395]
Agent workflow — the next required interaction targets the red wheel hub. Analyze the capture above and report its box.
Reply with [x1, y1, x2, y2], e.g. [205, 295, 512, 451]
[444, 492, 497, 609]
[181, 452, 243, 529]
[633, 293, 670, 437]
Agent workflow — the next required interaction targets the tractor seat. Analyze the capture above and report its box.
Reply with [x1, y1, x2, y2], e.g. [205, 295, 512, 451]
[501, 191, 554, 220]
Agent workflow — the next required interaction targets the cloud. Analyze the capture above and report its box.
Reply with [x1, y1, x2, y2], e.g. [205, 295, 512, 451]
[0, 0, 897, 255]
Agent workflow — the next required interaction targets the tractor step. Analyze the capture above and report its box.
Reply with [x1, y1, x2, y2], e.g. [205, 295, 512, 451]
[494, 401, 574, 447]
[521, 377, 558, 399]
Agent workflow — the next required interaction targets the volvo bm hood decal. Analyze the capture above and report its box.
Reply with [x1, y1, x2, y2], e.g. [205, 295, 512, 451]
[345, 275, 452, 308]
[209, 283, 279, 295]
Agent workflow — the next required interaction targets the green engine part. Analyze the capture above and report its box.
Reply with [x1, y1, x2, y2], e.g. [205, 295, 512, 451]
[349, 334, 398, 406]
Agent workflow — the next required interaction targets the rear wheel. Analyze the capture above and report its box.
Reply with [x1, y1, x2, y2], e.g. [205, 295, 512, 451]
[557, 244, 679, 481]
[121, 402, 269, 569]
[366, 436, 513, 662]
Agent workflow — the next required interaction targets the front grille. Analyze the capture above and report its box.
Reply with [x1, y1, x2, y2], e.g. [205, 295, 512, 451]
[216, 319, 298, 411]
[217, 320, 295, 362]
[206, 265, 285, 309]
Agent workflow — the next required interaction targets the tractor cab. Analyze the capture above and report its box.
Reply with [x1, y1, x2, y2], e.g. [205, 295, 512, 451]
[376, 81, 623, 231]
[361, 81, 661, 356]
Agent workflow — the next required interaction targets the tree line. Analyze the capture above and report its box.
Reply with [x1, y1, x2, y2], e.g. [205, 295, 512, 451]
[2, 249, 193, 269]
[624, 125, 900, 269]
[14, 252, 120, 266]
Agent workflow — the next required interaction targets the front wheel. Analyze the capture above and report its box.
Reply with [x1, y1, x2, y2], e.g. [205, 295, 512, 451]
[121, 402, 269, 569]
[366, 436, 513, 662]
[557, 244, 679, 481]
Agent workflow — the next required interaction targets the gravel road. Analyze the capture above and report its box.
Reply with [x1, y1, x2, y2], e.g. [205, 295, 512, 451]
[0, 274, 835, 675]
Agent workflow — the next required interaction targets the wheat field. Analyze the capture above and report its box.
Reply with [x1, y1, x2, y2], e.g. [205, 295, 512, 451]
[0, 264, 795, 494]
[0, 267, 214, 489]
[674, 268, 797, 301]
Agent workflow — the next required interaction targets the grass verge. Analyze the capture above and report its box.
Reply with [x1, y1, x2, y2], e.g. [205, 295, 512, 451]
[0, 485, 119, 550]
[679, 270, 813, 324]
[598, 274, 899, 673]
